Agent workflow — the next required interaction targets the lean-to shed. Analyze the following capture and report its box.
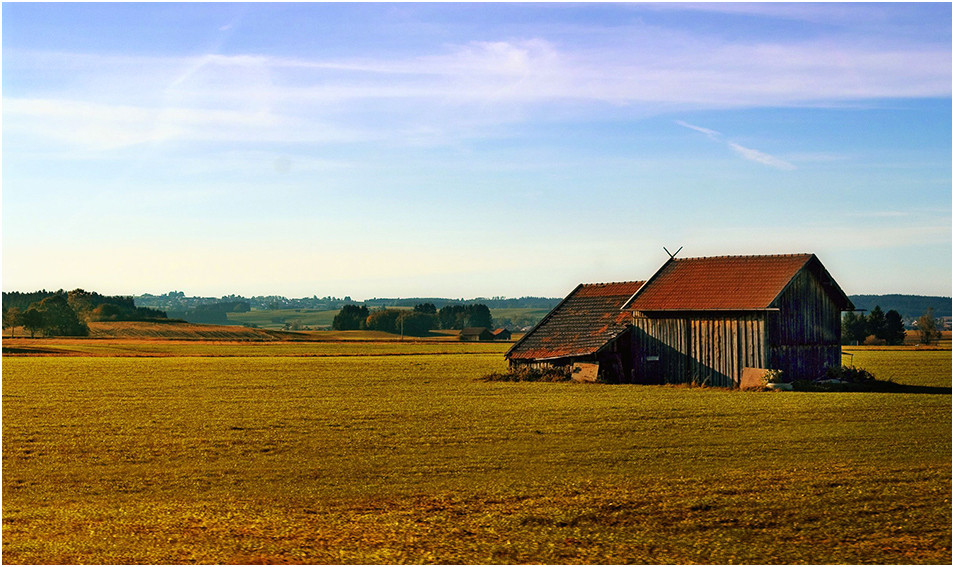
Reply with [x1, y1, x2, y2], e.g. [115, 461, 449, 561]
[506, 281, 645, 382]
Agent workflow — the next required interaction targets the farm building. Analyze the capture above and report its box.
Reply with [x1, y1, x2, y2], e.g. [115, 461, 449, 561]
[505, 281, 645, 380]
[491, 328, 512, 341]
[506, 253, 854, 387]
[460, 327, 494, 341]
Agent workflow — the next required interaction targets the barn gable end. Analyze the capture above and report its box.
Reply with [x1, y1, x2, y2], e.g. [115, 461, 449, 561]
[765, 256, 854, 381]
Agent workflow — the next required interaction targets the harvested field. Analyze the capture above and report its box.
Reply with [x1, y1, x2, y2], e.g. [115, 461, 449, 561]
[4, 321, 486, 345]
[85, 320, 312, 341]
[2, 342, 950, 564]
[1, 337, 510, 357]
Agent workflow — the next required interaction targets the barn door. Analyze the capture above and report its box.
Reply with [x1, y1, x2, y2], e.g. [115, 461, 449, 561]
[632, 323, 663, 384]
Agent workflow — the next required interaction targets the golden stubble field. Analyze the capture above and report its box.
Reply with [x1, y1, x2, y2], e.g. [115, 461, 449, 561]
[2, 339, 951, 564]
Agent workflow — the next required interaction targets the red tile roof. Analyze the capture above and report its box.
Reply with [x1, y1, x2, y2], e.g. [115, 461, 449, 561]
[625, 253, 844, 311]
[507, 281, 644, 361]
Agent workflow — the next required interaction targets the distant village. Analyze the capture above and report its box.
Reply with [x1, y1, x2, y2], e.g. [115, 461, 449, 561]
[135, 291, 558, 316]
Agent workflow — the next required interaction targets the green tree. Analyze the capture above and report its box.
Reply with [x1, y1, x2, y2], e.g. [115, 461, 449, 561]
[332, 305, 369, 331]
[365, 309, 401, 334]
[398, 311, 436, 337]
[414, 303, 437, 315]
[438, 304, 493, 330]
[842, 311, 869, 345]
[36, 295, 88, 336]
[437, 305, 464, 329]
[66, 288, 95, 320]
[91, 303, 124, 321]
[917, 308, 942, 345]
[866, 305, 886, 343]
[20, 307, 44, 338]
[883, 309, 906, 345]
[363, 309, 436, 337]
[3, 307, 22, 337]
[466, 304, 493, 329]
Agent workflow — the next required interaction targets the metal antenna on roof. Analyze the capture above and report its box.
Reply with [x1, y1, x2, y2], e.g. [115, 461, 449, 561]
[663, 246, 683, 259]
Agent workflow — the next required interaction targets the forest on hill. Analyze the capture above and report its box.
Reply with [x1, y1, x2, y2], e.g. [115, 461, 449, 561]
[2, 289, 168, 337]
[848, 294, 950, 320]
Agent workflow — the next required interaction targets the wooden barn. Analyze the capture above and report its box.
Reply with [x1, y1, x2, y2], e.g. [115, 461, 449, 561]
[460, 327, 494, 341]
[506, 253, 854, 387]
[491, 328, 512, 341]
[626, 253, 854, 387]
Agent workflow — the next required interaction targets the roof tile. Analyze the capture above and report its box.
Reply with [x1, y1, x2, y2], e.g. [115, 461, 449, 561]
[626, 254, 814, 311]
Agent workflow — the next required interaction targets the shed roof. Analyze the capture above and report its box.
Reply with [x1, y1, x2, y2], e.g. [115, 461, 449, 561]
[625, 253, 853, 312]
[506, 281, 644, 361]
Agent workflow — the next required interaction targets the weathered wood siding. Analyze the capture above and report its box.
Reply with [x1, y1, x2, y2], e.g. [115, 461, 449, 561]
[631, 316, 689, 385]
[766, 268, 843, 380]
[689, 315, 767, 387]
[632, 313, 767, 387]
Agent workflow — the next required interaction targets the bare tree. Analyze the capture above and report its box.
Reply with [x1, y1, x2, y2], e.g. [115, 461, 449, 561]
[917, 308, 942, 345]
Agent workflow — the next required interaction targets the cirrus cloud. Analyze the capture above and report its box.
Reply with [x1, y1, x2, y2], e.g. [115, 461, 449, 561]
[676, 120, 796, 171]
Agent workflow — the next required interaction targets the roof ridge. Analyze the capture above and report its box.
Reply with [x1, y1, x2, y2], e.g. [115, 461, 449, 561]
[581, 280, 644, 286]
[673, 253, 812, 261]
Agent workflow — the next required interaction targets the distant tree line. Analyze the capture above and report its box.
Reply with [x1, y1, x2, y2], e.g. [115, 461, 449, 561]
[136, 291, 562, 313]
[362, 297, 559, 310]
[848, 294, 951, 320]
[136, 292, 356, 313]
[436, 304, 492, 330]
[2, 289, 167, 338]
[842, 305, 906, 345]
[332, 305, 370, 331]
[331, 302, 493, 336]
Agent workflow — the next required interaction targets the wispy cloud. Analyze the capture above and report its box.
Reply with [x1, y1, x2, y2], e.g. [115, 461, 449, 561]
[3, 14, 950, 152]
[2, 97, 374, 150]
[674, 120, 721, 139]
[643, 2, 951, 35]
[676, 120, 796, 170]
[727, 142, 797, 171]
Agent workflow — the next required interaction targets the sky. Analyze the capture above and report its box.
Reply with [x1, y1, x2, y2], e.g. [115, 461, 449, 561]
[2, 2, 951, 300]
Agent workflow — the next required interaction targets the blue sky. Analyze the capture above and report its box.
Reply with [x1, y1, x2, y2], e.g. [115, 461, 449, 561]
[3, 2, 951, 299]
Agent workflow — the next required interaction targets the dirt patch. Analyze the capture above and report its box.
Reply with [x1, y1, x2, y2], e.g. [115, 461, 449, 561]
[1, 346, 65, 356]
